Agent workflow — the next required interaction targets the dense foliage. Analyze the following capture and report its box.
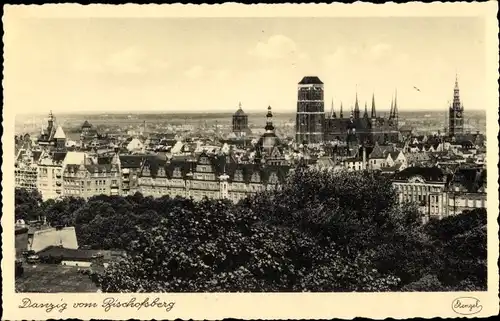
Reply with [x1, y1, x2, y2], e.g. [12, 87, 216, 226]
[15, 168, 487, 292]
[15, 188, 44, 222]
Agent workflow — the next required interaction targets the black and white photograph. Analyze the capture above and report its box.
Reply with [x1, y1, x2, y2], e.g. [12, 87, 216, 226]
[2, 3, 499, 320]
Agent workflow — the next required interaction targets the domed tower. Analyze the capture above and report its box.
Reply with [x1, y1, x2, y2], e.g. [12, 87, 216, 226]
[257, 106, 281, 160]
[296, 76, 325, 146]
[232, 102, 251, 137]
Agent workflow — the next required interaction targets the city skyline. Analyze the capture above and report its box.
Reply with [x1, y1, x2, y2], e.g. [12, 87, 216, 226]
[4, 15, 486, 114]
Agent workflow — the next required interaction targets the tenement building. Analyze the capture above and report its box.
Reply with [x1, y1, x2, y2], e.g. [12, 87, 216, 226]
[446, 167, 486, 215]
[392, 166, 449, 221]
[295, 76, 400, 146]
[391, 166, 487, 221]
[137, 152, 290, 203]
[62, 152, 121, 199]
[15, 147, 41, 191]
[37, 150, 67, 200]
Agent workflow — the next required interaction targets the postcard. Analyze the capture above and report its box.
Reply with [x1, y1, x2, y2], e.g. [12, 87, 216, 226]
[2, 2, 499, 320]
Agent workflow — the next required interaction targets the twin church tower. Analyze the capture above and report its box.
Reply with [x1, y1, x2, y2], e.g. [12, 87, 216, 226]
[295, 76, 400, 146]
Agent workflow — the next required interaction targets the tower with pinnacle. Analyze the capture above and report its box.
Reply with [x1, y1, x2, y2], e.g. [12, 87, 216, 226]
[448, 74, 464, 138]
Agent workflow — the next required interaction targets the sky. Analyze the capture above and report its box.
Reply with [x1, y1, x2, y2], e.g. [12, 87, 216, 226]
[4, 15, 487, 114]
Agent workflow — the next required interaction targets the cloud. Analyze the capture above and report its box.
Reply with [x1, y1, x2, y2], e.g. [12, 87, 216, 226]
[323, 43, 406, 68]
[184, 65, 204, 79]
[213, 69, 232, 82]
[70, 46, 170, 75]
[105, 47, 147, 74]
[249, 35, 300, 60]
[366, 43, 393, 61]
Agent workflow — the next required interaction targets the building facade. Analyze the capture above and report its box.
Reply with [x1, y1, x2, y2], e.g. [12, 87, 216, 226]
[295, 76, 400, 146]
[62, 154, 121, 199]
[15, 148, 41, 191]
[446, 167, 486, 215]
[37, 151, 67, 200]
[392, 167, 449, 221]
[137, 152, 290, 203]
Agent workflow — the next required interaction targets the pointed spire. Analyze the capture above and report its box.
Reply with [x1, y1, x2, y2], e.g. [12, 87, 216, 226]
[340, 102, 344, 118]
[363, 101, 368, 118]
[371, 93, 376, 118]
[354, 86, 360, 118]
[393, 89, 398, 119]
[389, 95, 394, 119]
[330, 98, 336, 118]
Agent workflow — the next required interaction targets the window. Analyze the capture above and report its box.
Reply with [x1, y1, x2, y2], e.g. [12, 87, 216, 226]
[234, 170, 244, 182]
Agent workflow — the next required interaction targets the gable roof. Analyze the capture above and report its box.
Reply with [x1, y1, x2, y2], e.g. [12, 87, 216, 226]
[53, 126, 66, 139]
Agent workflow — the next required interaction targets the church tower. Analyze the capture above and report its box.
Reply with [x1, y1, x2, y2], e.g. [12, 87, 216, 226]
[448, 74, 464, 138]
[296, 76, 325, 145]
[232, 102, 250, 137]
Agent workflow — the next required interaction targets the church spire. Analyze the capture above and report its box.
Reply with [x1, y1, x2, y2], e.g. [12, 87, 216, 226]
[330, 98, 335, 118]
[371, 93, 376, 118]
[354, 87, 360, 118]
[363, 101, 369, 118]
[340, 101, 344, 118]
[389, 95, 394, 119]
[393, 89, 399, 119]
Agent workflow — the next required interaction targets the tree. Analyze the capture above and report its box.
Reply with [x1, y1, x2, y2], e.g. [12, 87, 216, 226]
[91, 198, 400, 292]
[15, 188, 44, 222]
[424, 208, 487, 290]
[43, 196, 85, 227]
[243, 168, 400, 254]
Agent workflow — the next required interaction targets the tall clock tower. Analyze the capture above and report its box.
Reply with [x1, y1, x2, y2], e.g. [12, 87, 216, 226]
[448, 75, 464, 138]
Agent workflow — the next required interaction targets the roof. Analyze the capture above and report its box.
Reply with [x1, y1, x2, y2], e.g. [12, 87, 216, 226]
[52, 151, 68, 163]
[97, 156, 113, 165]
[63, 151, 88, 165]
[298, 76, 323, 85]
[393, 166, 446, 182]
[81, 120, 92, 129]
[233, 107, 247, 116]
[389, 151, 401, 160]
[450, 168, 486, 193]
[369, 143, 385, 159]
[119, 155, 145, 168]
[53, 126, 66, 139]
[32, 150, 43, 162]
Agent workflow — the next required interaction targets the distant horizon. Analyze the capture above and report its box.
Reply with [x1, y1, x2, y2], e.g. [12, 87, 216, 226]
[16, 108, 486, 116]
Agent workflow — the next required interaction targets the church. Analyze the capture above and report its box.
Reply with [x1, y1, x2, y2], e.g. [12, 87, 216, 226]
[295, 76, 400, 146]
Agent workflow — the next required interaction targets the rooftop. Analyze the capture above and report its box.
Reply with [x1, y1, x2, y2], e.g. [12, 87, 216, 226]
[298, 76, 324, 85]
